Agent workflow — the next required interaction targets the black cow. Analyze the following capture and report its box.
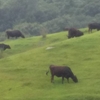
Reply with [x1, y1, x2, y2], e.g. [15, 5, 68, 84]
[66, 28, 83, 39]
[46, 65, 78, 83]
[88, 23, 100, 33]
[0, 43, 11, 51]
[6, 30, 25, 39]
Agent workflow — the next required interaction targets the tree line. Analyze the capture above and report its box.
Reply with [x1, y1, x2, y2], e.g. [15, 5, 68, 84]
[0, 0, 100, 38]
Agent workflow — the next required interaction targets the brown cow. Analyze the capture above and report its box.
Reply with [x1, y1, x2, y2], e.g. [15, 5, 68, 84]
[46, 65, 78, 83]
[67, 28, 83, 39]
[6, 30, 25, 39]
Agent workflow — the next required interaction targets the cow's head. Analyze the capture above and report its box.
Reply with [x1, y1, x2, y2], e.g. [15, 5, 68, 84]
[80, 32, 84, 36]
[71, 75, 78, 83]
[21, 34, 25, 38]
[4, 45, 11, 50]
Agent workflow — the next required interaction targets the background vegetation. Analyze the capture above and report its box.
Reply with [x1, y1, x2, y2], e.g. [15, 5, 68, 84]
[0, 0, 100, 40]
[0, 29, 100, 100]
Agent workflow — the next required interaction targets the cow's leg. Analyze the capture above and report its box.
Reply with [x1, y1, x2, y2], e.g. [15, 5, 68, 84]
[67, 78, 69, 83]
[7, 35, 9, 39]
[51, 75, 54, 83]
[62, 77, 64, 84]
[88, 28, 90, 33]
[90, 29, 92, 33]
[90, 28, 92, 33]
[88, 28, 92, 33]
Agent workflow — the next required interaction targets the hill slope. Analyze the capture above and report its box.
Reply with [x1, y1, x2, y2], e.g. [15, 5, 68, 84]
[0, 30, 100, 100]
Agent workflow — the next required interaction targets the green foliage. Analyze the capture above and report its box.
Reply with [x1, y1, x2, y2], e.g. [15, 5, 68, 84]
[40, 27, 48, 38]
[14, 22, 41, 36]
[0, 29, 100, 99]
[0, 0, 100, 36]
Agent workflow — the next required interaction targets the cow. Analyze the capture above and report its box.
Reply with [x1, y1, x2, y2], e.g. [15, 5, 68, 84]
[6, 30, 25, 39]
[46, 65, 78, 84]
[88, 23, 100, 33]
[0, 43, 11, 51]
[67, 28, 83, 39]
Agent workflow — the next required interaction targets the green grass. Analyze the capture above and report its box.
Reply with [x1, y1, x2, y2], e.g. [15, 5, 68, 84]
[0, 30, 100, 100]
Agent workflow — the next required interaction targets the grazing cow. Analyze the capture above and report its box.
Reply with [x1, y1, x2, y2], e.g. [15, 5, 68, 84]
[67, 28, 83, 39]
[0, 43, 11, 51]
[88, 23, 100, 33]
[6, 30, 25, 39]
[46, 65, 78, 83]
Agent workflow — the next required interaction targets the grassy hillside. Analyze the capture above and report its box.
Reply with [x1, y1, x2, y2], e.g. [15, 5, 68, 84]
[0, 29, 100, 100]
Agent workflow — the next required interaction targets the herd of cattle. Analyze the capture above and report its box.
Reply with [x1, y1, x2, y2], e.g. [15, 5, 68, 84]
[65, 22, 100, 38]
[1, 22, 100, 50]
[0, 22, 100, 83]
[4, 22, 100, 40]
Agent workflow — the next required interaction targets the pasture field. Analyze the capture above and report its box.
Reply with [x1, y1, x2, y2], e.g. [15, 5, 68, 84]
[0, 29, 100, 100]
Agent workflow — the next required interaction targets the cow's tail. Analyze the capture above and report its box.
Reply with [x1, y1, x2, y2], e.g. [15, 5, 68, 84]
[46, 70, 49, 75]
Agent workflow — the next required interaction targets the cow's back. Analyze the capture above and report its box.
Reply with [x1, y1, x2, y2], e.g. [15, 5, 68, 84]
[12, 30, 21, 36]
[49, 65, 74, 77]
[6, 30, 15, 36]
